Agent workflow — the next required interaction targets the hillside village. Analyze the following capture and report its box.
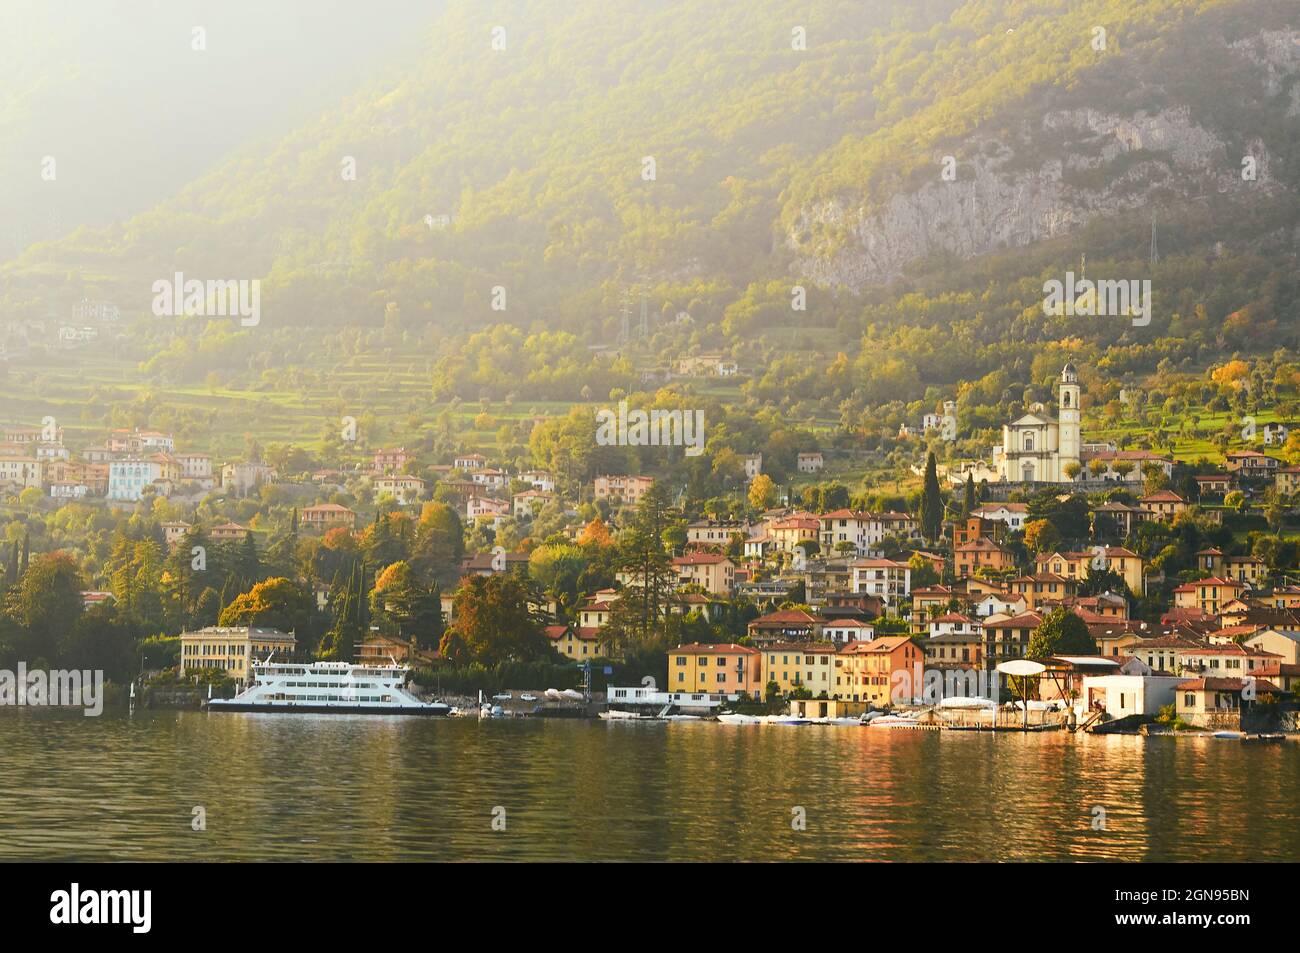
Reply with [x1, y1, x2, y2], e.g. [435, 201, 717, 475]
[2, 361, 1299, 731]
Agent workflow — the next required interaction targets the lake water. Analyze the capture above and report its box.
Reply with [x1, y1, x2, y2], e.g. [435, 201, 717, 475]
[2, 710, 1296, 862]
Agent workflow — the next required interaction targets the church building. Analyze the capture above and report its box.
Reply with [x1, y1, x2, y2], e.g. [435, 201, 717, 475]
[996, 364, 1082, 483]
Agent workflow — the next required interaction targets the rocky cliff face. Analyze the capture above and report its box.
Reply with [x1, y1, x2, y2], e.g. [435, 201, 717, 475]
[789, 28, 1298, 292]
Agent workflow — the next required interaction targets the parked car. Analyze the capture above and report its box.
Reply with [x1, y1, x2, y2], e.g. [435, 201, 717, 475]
[520, 693, 538, 702]
[491, 692, 511, 701]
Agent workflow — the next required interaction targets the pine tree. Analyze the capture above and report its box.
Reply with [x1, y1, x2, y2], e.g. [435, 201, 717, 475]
[605, 482, 678, 655]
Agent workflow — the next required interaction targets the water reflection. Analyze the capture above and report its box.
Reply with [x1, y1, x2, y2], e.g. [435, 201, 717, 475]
[0, 711, 1295, 861]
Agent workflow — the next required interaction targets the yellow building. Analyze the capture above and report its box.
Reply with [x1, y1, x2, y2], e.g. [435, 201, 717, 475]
[1035, 548, 1144, 596]
[1277, 466, 1300, 496]
[1172, 577, 1244, 615]
[543, 625, 605, 661]
[180, 625, 297, 682]
[1009, 573, 1076, 611]
[769, 514, 821, 554]
[669, 643, 762, 694]
[670, 553, 735, 596]
[760, 642, 837, 697]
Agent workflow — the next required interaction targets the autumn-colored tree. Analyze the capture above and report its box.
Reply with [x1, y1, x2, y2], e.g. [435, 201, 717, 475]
[370, 560, 442, 646]
[447, 573, 547, 666]
[218, 576, 318, 638]
[748, 473, 777, 510]
[577, 516, 613, 547]
[1024, 519, 1062, 555]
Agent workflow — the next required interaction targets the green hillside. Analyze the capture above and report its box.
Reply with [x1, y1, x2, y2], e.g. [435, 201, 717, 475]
[1, 0, 1297, 472]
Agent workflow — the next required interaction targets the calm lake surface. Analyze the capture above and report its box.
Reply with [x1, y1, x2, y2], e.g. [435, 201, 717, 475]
[1, 710, 1297, 862]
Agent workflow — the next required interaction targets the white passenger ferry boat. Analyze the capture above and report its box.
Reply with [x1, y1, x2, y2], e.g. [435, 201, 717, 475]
[208, 660, 450, 716]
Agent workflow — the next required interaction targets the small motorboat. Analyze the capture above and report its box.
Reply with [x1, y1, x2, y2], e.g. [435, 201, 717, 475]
[868, 714, 921, 728]
[599, 709, 652, 721]
[1242, 733, 1286, 744]
[717, 712, 762, 725]
[1212, 730, 1245, 739]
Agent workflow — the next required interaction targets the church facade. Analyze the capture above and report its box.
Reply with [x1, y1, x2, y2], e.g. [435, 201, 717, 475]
[996, 364, 1082, 483]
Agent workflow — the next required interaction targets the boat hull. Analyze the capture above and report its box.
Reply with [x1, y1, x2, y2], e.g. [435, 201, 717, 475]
[207, 701, 450, 716]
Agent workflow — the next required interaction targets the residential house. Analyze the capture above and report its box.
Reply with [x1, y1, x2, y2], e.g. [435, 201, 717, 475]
[1194, 473, 1231, 497]
[175, 452, 215, 489]
[1139, 490, 1188, 521]
[770, 513, 821, 554]
[1224, 450, 1279, 476]
[818, 509, 875, 556]
[512, 489, 553, 518]
[761, 642, 838, 697]
[221, 461, 276, 497]
[161, 521, 192, 548]
[1178, 643, 1281, 677]
[1173, 577, 1245, 615]
[466, 495, 510, 523]
[544, 625, 605, 661]
[951, 515, 1005, 547]
[834, 636, 925, 705]
[670, 553, 734, 597]
[850, 558, 911, 611]
[983, 612, 1044, 672]
[518, 470, 555, 492]
[1242, 628, 1300, 666]
[1253, 663, 1300, 693]
[821, 619, 875, 647]
[1124, 636, 1206, 674]
[106, 458, 164, 501]
[1036, 547, 1144, 596]
[747, 609, 823, 646]
[593, 474, 654, 505]
[1081, 449, 1173, 483]
[372, 447, 409, 473]
[1091, 501, 1144, 538]
[670, 643, 763, 694]
[928, 613, 983, 639]
[211, 522, 250, 543]
[970, 502, 1029, 531]
[796, 452, 824, 473]
[687, 519, 751, 548]
[954, 537, 1015, 579]
[1009, 573, 1076, 611]
[1175, 677, 1279, 729]
[375, 475, 425, 505]
[300, 503, 357, 531]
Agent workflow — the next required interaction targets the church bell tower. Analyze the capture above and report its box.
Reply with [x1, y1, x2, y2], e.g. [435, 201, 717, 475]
[1058, 363, 1081, 476]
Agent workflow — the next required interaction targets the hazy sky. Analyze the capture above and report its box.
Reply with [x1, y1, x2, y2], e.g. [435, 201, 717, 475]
[0, 0, 442, 258]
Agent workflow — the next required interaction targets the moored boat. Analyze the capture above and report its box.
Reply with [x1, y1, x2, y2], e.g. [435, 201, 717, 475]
[867, 714, 922, 728]
[207, 660, 450, 715]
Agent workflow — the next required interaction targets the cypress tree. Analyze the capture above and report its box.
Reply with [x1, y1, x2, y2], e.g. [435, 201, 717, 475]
[918, 452, 944, 543]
